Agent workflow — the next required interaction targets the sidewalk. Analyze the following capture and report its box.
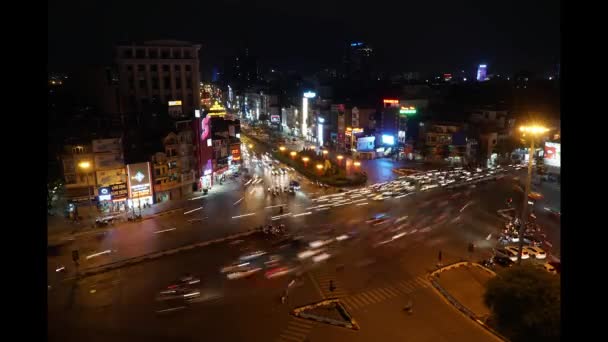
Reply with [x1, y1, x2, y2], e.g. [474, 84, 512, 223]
[47, 178, 242, 243]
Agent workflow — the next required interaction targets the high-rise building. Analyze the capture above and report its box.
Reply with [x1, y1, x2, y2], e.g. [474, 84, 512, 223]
[343, 42, 373, 81]
[224, 49, 258, 90]
[114, 40, 201, 118]
[476, 64, 488, 82]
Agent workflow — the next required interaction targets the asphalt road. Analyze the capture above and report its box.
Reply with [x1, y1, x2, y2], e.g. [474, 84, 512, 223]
[49, 169, 555, 341]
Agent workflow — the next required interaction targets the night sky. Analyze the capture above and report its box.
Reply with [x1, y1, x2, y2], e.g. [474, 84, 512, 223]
[48, 0, 560, 76]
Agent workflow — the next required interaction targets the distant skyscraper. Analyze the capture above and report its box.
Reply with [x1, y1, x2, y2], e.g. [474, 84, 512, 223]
[476, 64, 488, 81]
[343, 42, 373, 81]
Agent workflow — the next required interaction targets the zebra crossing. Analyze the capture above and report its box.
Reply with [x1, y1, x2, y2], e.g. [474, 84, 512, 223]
[312, 268, 349, 299]
[275, 318, 315, 342]
[341, 275, 430, 311]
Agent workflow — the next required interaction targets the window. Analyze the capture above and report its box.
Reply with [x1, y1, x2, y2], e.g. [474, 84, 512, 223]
[126, 65, 133, 71]
[174, 65, 181, 71]
[128, 79, 134, 89]
[184, 51, 192, 59]
[185, 65, 191, 71]
[152, 77, 159, 89]
[149, 50, 158, 58]
[150, 65, 158, 72]
[155, 169, 161, 177]
[138, 65, 145, 72]
[186, 78, 192, 89]
[136, 49, 145, 58]
[162, 65, 169, 72]
[139, 80, 146, 88]
[163, 77, 170, 88]
[175, 78, 181, 89]
[123, 50, 133, 58]
[492, 139, 497, 145]
[161, 50, 170, 59]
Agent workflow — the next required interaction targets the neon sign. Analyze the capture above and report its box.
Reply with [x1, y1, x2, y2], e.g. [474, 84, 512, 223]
[399, 106, 417, 115]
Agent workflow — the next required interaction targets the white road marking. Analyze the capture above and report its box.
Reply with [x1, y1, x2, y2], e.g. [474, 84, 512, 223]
[232, 213, 256, 219]
[233, 197, 244, 206]
[460, 201, 473, 212]
[292, 212, 312, 217]
[85, 250, 112, 260]
[183, 207, 203, 215]
[154, 228, 177, 234]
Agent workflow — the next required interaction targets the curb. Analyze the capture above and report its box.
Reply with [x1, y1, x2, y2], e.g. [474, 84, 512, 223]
[428, 263, 508, 341]
[292, 298, 360, 330]
[76, 228, 262, 278]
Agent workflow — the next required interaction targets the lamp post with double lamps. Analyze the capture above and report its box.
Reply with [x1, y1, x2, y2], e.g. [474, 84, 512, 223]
[516, 124, 549, 264]
[78, 161, 94, 217]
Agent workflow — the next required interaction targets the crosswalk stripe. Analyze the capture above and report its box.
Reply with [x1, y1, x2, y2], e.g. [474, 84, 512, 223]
[288, 319, 313, 329]
[341, 299, 356, 311]
[282, 330, 307, 338]
[414, 277, 429, 288]
[376, 289, 392, 300]
[349, 296, 365, 308]
[383, 287, 399, 297]
[366, 290, 383, 302]
[359, 292, 376, 304]
[399, 282, 415, 292]
[287, 325, 311, 333]
[279, 334, 303, 341]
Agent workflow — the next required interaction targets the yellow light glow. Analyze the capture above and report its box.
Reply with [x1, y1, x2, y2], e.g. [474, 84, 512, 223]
[322, 150, 329, 155]
[78, 161, 91, 169]
[290, 151, 297, 157]
[248, 144, 253, 148]
[302, 157, 310, 162]
[316, 164, 323, 170]
[354, 161, 361, 167]
[337, 155, 344, 160]
[520, 125, 549, 135]
[279, 146, 286, 152]
[168, 100, 182, 106]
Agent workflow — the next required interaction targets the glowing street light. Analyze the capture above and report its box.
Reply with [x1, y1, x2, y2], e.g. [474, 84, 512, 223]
[78, 161, 93, 213]
[515, 123, 549, 264]
[248, 144, 253, 149]
[337, 155, 344, 160]
[290, 151, 297, 159]
[322, 150, 329, 158]
[279, 146, 286, 152]
[353, 161, 361, 167]
[302, 156, 310, 166]
[316, 164, 324, 174]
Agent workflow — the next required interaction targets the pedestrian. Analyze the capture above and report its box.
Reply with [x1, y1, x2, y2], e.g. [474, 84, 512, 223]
[404, 299, 413, 314]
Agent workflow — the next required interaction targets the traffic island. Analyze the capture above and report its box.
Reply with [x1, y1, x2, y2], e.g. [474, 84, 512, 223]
[428, 262, 507, 341]
[292, 298, 360, 330]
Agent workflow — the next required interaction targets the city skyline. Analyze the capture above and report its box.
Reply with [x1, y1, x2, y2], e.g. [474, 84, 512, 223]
[48, 0, 560, 76]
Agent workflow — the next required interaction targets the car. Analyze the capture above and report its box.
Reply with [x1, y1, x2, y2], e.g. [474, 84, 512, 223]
[239, 250, 267, 261]
[523, 246, 546, 259]
[493, 255, 515, 267]
[505, 246, 529, 259]
[495, 248, 518, 262]
[528, 191, 543, 200]
[265, 266, 291, 279]
[227, 267, 262, 280]
[522, 235, 543, 247]
[543, 263, 557, 274]
[289, 180, 301, 190]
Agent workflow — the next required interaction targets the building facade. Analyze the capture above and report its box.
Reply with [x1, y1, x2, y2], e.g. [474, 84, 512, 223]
[114, 40, 201, 117]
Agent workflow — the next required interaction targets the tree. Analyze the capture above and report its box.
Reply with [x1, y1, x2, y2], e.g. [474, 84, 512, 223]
[484, 265, 560, 342]
[494, 136, 522, 160]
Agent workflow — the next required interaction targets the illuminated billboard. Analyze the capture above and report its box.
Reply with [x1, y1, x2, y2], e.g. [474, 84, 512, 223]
[127, 162, 153, 199]
[383, 99, 399, 104]
[357, 136, 376, 151]
[303, 91, 316, 98]
[399, 106, 417, 115]
[270, 115, 280, 123]
[544, 142, 561, 168]
[381, 134, 395, 145]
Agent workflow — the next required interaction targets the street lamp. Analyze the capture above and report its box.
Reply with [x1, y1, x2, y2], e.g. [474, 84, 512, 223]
[322, 150, 329, 158]
[248, 144, 253, 149]
[316, 164, 324, 174]
[290, 151, 297, 159]
[78, 161, 93, 217]
[337, 155, 344, 165]
[353, 161, 361, 167]
[516, 124, 549, 264]
[302, 156, 310, 167]
[279, 146, 286, 152]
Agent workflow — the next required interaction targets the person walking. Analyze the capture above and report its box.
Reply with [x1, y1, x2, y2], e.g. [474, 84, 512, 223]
[404, 299, 413, 314]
